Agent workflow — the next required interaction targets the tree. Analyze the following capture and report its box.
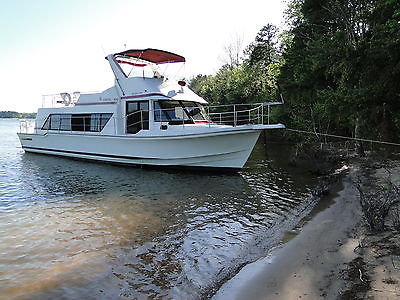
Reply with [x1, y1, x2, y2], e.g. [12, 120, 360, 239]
[279, 0, 400, 141]
[190, 0, 400, 142]
[190, 24, 283, 106]
[246, 23, 280, 68]
[221, 34, 244, 69]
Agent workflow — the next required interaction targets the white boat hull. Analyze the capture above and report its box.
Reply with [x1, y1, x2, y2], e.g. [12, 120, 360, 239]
[17, 129, 262, 169]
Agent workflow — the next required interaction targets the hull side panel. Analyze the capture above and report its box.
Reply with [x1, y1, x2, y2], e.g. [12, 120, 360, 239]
[18, 130, 261, 169]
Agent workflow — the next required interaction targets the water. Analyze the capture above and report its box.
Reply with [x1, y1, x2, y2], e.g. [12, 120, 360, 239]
[0, 119, 317, 299]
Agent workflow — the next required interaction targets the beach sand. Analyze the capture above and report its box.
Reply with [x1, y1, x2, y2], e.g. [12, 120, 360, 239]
[213, 160, 400, 299]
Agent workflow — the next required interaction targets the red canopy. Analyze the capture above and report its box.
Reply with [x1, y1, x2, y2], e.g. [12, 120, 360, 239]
[114, 48, 185, 64]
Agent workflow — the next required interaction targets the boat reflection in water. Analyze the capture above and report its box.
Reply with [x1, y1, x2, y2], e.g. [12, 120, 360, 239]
[1, 138, 315, 299]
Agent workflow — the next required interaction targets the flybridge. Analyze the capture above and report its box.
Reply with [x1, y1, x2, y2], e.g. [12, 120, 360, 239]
[105, 48, 187, 90]
[104, 49, 190, 98]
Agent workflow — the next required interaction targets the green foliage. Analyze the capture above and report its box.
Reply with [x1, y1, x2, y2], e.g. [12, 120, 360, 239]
[279, 0, 400, 141]
[190, 0, 399, 142]
[246, 24, 280, 67]
[189, 23, 282, 107]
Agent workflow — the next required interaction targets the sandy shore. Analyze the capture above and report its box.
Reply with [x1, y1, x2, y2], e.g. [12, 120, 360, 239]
[213, 160, 400, 299]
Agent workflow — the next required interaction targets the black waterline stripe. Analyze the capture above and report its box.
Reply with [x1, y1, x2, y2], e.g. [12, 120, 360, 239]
[22, 146, 156, 160]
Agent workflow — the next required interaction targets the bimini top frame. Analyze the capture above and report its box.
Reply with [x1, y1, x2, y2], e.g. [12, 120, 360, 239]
[112, 48, 185, 64]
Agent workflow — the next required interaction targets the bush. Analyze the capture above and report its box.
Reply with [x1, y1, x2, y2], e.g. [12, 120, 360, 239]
[391, 206, 400, 231]
[357, 183, 399, 232]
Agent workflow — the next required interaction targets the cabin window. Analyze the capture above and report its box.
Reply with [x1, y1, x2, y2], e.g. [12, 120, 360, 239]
[126, 101, 149, 134]
[71, 114, 91, 131]
[181, 101, 207, 121]
[42, 117, 50, 130]
[60, 115, 72, 131]
[154, 100, 207, 123]
[50, 114, 61, 130]
[41, 113, 112, 132]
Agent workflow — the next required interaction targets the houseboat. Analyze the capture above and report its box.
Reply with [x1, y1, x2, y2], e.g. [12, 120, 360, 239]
[18, 48, 284, 170]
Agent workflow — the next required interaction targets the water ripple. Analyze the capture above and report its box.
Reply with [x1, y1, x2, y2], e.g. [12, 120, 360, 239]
[0, 119, 317, 299]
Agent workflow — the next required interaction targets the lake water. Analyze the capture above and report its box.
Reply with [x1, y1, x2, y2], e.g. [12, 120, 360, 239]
[0, 118, 317, 299]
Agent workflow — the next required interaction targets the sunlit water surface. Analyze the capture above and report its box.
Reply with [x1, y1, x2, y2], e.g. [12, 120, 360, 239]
[0, 119, 317, 299]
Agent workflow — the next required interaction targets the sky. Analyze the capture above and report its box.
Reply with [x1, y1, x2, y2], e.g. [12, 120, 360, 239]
[0, 0, 285, 112]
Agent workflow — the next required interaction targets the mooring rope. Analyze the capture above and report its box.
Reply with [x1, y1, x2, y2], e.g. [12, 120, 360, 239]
[286, 128, 400, 147]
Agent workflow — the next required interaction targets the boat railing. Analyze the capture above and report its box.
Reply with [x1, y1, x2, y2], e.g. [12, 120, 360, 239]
[41, 91, 101, 108]
[124, 102, 282, 131]
[154, 102, 282, 127]
[42, 93, 78, 108]
[19, 119, 35, 134]
[207, 104, 262, 126]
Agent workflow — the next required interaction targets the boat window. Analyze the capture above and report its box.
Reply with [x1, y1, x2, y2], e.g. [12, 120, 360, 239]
[71, 114, 91, 131]
[181, 101, 207, 121]
[42, 117, 50, 130]
[100, 113, 113, 129]
[90, 114, 101, 132]
[154, 100, 207, 123]
[126, 101, 149, 134]
[50, 114, 61, 130]
[60, 115, 72, 131]
[41, 113, 112, 132]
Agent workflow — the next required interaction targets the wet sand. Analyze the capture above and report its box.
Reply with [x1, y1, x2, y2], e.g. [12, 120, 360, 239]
[214, 161, 400, 299]
[214, 170, 362, 299]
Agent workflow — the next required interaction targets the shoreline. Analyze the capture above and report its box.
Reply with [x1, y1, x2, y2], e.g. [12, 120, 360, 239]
[213, 159, 400, 299]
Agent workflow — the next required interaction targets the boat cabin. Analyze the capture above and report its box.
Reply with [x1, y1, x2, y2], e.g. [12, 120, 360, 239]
[33, 49, 280, 137]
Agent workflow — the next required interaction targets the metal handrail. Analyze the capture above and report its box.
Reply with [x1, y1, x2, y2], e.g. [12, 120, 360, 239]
[206, 101, 282, 109]
[208, 106, 261, 117]
[41, 91, 103, 108]
[150, 102, 279, 127]
[207, 103, 267, 126]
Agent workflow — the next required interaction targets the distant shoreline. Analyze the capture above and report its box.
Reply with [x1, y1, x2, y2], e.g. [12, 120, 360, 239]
[0, 111, 36, 119]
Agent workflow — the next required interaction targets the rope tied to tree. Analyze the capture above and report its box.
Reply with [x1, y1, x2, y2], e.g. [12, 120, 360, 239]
[286, 128, 400, 147]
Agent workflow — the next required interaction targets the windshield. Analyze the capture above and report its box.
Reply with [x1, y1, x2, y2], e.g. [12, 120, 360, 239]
[154, 101, 208, 122]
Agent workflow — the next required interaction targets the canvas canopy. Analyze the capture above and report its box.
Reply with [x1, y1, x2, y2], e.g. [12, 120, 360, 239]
[114, 48, 185, 64]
